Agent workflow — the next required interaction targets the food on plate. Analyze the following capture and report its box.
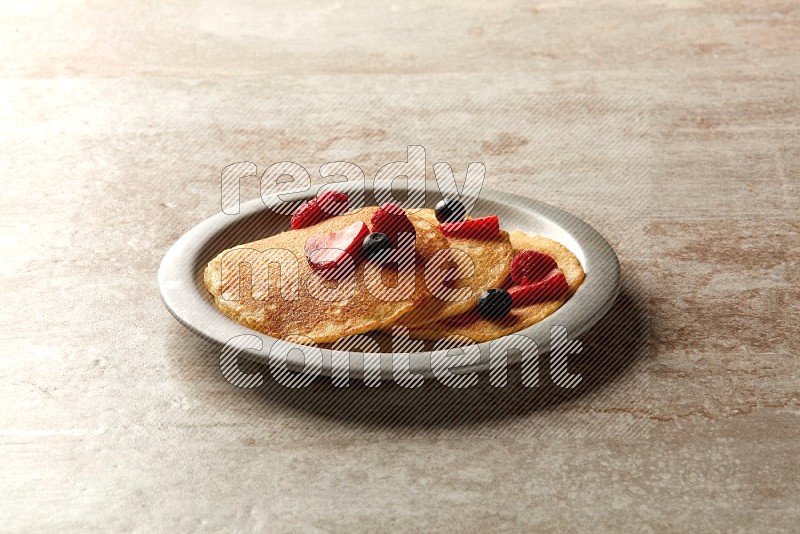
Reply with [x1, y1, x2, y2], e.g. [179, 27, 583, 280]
[204, 204, 447, 344]
[395, 209, 513, 327]
[406, 231, 585, 342]
[203, 192, 585, 346]
[434, 198, 467, 223]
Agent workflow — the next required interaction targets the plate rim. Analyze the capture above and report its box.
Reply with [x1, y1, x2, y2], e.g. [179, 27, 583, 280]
[158, 180, 620, 379]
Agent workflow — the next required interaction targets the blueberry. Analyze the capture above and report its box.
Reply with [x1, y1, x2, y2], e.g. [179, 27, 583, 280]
[362, 232, 392, 260]
[435, 198, 466, 223]
[477, 288, 512, 320]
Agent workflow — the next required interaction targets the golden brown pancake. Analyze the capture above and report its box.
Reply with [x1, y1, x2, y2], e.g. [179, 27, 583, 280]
[396, 209, 513, 328]
[204, 207, 448, 345]
[407, 231, 585, 342]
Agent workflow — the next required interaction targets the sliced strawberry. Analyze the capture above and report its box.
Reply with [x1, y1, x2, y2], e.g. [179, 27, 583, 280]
[508, 269, 569, 307]
[371, 202, 416, 246]
[511, 250, 559, 286]
[315, 190, 349, 217]
[438, 215, 500, 240]
[291, 190, 349, 229]
[304, 221, 368, 276]
[291, 200, 318, 229]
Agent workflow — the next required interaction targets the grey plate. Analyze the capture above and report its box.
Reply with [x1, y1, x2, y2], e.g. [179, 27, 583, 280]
[158, 180, 619, 380]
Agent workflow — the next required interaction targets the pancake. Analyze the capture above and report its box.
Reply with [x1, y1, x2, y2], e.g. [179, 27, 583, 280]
[204, 207, 448, 345]
[396, 209, 513, 328]
[407, 231, 585, 342]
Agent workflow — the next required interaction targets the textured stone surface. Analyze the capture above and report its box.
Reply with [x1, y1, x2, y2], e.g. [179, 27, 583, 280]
[1, 0, 798, 531]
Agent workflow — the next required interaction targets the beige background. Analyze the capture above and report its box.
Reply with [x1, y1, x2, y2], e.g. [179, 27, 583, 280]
[1, 0, 798, 531]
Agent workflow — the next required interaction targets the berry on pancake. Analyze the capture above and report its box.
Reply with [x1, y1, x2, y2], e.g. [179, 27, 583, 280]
[511, 250, 559, 286]
[508, 269, 568, 307]
[371, 202, 416, 246]
[361, 232, 392, 261]
[438, 215, 500, 239]
[434, 198, 466, 223]
[477, 288, 512, 319]
[291, 190, 349, 229]
[304, 220, 368, 277]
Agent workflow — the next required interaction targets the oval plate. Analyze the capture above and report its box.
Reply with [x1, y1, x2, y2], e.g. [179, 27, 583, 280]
[158, 180, 619, 380]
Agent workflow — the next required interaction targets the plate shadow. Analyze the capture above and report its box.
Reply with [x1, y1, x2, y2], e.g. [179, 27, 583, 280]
[166, 282, 649, 431]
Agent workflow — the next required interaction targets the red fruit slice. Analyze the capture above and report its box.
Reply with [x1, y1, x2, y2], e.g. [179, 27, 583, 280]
[315, 190, 349, 216]
[511, 250, 559, 286]
[291, 201, 317, 229]
[508, 269, 569, 307]
[304, 221, 368, 274]
[438, 215, 500, 240]
[291, 190, 349, 229]
[371, 202, 416, 246]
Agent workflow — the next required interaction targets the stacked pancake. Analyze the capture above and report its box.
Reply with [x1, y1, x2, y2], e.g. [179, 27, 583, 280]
[406, 231, 585, 342]
[204, 200, 584, 345]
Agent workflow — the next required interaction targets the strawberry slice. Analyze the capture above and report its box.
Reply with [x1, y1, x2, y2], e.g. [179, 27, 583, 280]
[315, 190, 349, 217]
[304, 221, 368, 276]
[291, 190, 349, 229]
[511, 250, 559, 286]
[508, 268, 569, 307]
[371, 202, 416, 246]
[438, 215, 500, 240]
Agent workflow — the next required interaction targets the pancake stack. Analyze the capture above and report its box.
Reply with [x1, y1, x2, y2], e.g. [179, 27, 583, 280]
[204, 202, 584, 345]
[406, 231, 585, 342]
[396, 209, 514, 328]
